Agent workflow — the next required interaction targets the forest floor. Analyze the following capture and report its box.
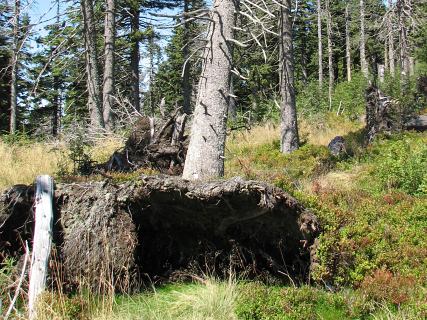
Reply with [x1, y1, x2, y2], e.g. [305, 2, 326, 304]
[1, 113, 426, 319]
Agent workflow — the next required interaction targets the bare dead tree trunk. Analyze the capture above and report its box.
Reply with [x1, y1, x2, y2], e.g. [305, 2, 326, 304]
[81, 0, 104, 129]
[280, 0, 299, 154]
[148, 29, 156, 115]
[388, 0, 395, 76]
[397, 0, 409, 77]
[102, 0, 116, 131]
[130, 5, 140, 112]
[345, 3, 351, 82]
[326, 0, 333, 109]
[384, 37, 389, 73]
[52, 0, 61, 136]
[182, 0, 192, 114]
[300, 29, 308, 84]
[9, 0, 20, 134]
[360, 0, 369, 78]
[182, 0, 236, 180]
[317, 0, 323, 89]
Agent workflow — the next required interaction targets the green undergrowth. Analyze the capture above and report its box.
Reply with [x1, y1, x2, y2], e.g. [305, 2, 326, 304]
[35, 280, 426, 319]
[226, 129, 427, 309]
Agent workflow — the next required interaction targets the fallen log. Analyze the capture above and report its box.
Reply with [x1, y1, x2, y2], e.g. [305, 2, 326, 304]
[405, 114, 427, 131]
[0, 176, 319, 290]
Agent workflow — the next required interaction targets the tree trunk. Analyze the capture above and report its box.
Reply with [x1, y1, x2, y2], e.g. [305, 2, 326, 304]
[130, 5, 140, 112]
[397, 0, 409, 77]
[300, 28, 308, 84]
[148, 29, 156, 115]
[52, 0, 61, 137]
[326, 0, 333, 109]
[317, 0, 323, 89]
[182, 0, 192, 114]
[345, 3, 351, 82]
[52, 74, 60, 136]
[9, 0, 19, 134]
[384, 37, 389, 73]
[388, 0, 395, 76]
[182, 0, 236, 180]
[81, 0, 104, 129]
[102, 0, 115, 131]
[280, 0, 299, 154]
[360, 0, 369, 78]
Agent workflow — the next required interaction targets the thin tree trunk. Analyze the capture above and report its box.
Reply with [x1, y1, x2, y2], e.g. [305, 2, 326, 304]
[103, 0, 115, 131]
[397, 0, 409, 77]
[182, 0, 236, 180]
[301, 28, 308, 84]
[182, 0, 192, 114]
[317, 0, 323, 89]
[148, 29, 155, 115]
[52, 0, 60, 136]
[52, 75, 59, 136]
[228, 76, 236, 120]
[9, 0, 19, 134]
[345, 3, 351, 82]
[384, 37, 389, 73]
[130, 6, 140, 112]
[81, 0, 104, 129]
[326, 0, 333, 109]
[388, 0, 395, 76]
[280, 0, 299, 154]
[360, 0, 369, 77]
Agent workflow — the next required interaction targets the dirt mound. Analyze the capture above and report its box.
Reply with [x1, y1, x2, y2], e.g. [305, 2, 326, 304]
[0, 176, 319, 290]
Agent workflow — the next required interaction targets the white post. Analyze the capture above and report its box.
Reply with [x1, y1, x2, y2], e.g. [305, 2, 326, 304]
[28, 175, 54, 320]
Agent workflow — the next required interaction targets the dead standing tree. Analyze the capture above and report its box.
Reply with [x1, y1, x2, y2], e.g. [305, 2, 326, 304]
[182, 0, 237, 180]
[81, 0, 104, 129]
[9, 0, 20, 134]
[280, 0, 299, 153]
[102, 0, 116, 130]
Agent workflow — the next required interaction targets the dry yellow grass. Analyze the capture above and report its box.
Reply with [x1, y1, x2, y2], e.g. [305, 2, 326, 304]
[226, 114, 363, 155]
[299, 114, 363, 146]
[0, 137, 123, 191]
[226, 122, 280, 154]
[0, 141, 64, 191]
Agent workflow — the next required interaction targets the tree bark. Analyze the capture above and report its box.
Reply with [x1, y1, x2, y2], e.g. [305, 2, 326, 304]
[388, 0, 395, 76]
[384, 37, 389, 73]
[81, 0, 104, 129]
[397, 0, 409, 77]
[317, 0, 323, 89]
[9, 0, 19, 134]
[345, 3, 351, 82]
[360, 0, 369, 78]
[182, 0, 192, 114]
[280, 0, 299, 154]
[52, 0, 61, 136]
[182, 0, 236, 180]
[326, 0, 333, 109]
[102, 0, 116, 131]
[130, 5, 140, 112]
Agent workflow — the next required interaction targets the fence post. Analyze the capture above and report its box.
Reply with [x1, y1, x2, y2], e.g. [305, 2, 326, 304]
[28, 175, 54, 320]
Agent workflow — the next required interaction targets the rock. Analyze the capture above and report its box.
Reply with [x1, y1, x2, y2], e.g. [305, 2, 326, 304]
[327, 136, 346, 157]
[0, 176, 320, 290]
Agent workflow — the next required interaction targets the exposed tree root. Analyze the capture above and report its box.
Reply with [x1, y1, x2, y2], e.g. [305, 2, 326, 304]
[0, 175, 319, 291]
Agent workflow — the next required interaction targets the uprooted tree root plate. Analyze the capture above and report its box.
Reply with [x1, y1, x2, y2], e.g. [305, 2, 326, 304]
[0, 175, 319, 291]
